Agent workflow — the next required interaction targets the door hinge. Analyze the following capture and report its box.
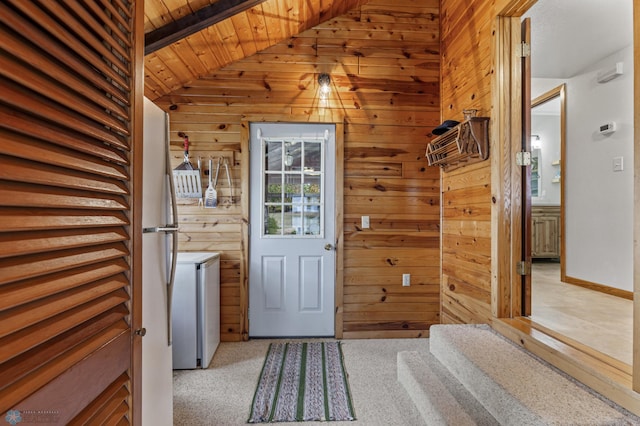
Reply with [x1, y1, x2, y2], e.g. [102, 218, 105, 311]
[516, 151, 531, 166]
[516, 261, 531, 276]
[517, 42, 531, 58]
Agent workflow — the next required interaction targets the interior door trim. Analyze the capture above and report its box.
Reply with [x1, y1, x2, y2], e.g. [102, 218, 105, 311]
[521, 17, 532, 316]
[531, 84, 566, 281]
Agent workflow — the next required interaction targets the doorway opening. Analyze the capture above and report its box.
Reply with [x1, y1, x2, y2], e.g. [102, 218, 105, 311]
[521, 0, 634, 365]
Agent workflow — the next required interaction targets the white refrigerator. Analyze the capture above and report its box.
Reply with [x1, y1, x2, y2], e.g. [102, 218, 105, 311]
[141, 97, 177, 426]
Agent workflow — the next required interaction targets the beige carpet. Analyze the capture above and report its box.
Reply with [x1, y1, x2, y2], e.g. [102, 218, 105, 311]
[173, 338, 427, 425]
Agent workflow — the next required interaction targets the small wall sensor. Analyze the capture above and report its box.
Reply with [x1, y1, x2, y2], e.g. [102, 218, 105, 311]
[599, 122, 616, 135]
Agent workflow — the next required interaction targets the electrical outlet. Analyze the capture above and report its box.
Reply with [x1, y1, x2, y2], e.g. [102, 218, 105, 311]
[402, 274, 410, 287]
[361, 216, 370, 229]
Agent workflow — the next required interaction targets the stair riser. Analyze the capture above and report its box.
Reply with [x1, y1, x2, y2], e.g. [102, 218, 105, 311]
[429, 325, 634, 426]
[430, 331, 542, 425]
[397, 351, 476, 426]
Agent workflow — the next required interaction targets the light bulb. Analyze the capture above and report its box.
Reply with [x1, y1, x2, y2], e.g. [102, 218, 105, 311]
[318, 73, 331, 100]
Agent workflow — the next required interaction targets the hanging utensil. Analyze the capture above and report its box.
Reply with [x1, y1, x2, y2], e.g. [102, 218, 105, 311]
[212, 156, 233, 206]
[204, 158, 217, 208]
[172, 132, 203, 199]
[223, 156, 233, 204]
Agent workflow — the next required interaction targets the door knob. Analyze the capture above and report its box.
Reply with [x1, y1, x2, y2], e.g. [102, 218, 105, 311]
[324, 243, 334, 251]
[135, 328, 147, 337]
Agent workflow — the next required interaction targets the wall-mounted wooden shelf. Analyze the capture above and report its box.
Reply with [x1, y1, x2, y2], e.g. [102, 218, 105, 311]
[426, 117, 490, 171]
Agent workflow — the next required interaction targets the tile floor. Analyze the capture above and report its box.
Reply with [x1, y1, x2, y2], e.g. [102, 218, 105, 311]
[530, 261, 633, 365]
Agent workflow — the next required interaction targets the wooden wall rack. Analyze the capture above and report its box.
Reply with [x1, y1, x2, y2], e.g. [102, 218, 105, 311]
[426, 117, 490, 171]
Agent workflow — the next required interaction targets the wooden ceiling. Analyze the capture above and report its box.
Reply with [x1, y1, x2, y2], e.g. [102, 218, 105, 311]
[144, 0, 369, 101]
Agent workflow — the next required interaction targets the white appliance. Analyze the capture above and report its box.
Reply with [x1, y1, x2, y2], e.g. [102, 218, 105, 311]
[172, 252, 220, 369]
[141, 97, 178, 426]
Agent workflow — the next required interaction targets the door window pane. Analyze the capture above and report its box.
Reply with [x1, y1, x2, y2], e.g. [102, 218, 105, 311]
[303, 175, 321, 198]
[262, 137, 324, 238]
[284, 141, 301, 171]
[265, 205, 282, 235]
[284, 174, 302, 200]
[303, 213, 321, 236]
[282, 205, 298, 235]
[265, 174, 283, 203]
[304, 141, 322, 171]
[265, 140, 282, 171]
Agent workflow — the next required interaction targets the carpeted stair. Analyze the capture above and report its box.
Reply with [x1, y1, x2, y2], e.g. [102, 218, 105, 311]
[397, 350, 499, 426]
[398, 324, 638, 425]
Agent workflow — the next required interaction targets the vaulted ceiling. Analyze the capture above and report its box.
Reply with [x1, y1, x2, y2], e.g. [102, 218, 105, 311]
[143, 0, 369, 101]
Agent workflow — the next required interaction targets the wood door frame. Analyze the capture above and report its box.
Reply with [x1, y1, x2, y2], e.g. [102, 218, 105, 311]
[492, 0, 640, 396]
[633, 0, 640, 391]
[491, 11, 527, 319]
[131, 0, 145, 423]
[240, 114, 345, 340]
[531, 84, 566, 276]
[521, 17, 532, 316]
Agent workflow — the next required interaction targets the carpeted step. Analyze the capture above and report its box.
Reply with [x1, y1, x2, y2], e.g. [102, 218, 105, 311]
[397, 350, 499, 426]
[429, 324, 634, 425]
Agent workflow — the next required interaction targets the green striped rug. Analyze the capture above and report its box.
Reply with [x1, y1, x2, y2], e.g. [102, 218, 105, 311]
[248, 342, 356, 423]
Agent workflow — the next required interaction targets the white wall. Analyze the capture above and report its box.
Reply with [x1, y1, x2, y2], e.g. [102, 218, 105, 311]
[531, 78, 566, 99]
[564, 45, 634, 291]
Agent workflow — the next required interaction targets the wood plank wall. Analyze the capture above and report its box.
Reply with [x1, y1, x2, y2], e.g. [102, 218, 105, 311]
[439, 0, 495, 324]
[154, 0, 441, 341]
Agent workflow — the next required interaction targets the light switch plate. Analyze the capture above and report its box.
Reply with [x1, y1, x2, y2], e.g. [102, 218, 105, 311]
[402, 274, 410, 287]
[613, 156, 624, 172]
[361, 216, 370, 229]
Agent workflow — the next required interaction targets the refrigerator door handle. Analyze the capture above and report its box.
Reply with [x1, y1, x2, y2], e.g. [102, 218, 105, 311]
[166, 224, 178, 346]
[143, 226, 179, 233]
[165, 112, 179, 346]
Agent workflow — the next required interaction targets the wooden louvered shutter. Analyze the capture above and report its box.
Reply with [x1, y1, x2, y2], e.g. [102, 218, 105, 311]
[0, 0, 142, 424]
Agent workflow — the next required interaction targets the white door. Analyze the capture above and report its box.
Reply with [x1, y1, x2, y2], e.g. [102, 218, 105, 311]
[249, 122, 336, 337]
[142, 98, 174, 425]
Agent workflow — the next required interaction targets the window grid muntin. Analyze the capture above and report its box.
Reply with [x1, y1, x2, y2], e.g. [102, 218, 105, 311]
[261, 137, 325, 238]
